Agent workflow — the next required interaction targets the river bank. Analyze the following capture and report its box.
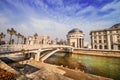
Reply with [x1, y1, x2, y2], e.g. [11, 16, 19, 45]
[0, 59, 113, 80]
[73, 49, 120, 57]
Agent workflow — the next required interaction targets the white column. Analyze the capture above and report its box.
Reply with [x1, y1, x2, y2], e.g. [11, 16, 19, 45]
[107, 31, 111, 50]
[35, 49, 41, 61]
[102, 35, 104, 49]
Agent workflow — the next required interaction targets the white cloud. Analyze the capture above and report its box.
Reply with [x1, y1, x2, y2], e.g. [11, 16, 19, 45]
[27, 18, 70, 39]
[0, 14, 8, 25]
[1, 0, 120, 42]
[99, 1, 120, 21]
[101, 0, 120, 11]
[46, 0, 63, 6]
[76, 6, 95, 15]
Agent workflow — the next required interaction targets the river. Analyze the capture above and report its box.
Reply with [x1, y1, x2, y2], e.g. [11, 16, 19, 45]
[45, 52, 120, 80]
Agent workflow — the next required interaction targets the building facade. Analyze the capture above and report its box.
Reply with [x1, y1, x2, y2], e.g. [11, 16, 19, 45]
[90, 23, 120, 50]
[28, 35, 50, 45]
[67, 28, 84, 48]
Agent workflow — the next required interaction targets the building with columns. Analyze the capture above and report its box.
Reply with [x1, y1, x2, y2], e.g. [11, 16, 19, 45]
[90, 23, 120, 50]
[67, 28, 84, 48]
[28, 35, 50, 45]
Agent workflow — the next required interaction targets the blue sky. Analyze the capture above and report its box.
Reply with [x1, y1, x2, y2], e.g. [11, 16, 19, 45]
[0, 0, 120, 42]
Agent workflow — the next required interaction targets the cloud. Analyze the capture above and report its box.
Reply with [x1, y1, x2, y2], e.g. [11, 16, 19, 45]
[101, 0, 120, 11]
[100, 0, 120, 20]
[0, 0, 120, 42]
[29, 18, 70, 39]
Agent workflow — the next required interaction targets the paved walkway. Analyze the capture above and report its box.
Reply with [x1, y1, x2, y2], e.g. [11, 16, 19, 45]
[23, 60, 112, 80]
[0, 59, 113, 80]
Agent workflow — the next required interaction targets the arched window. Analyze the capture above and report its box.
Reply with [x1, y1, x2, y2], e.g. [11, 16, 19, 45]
[99, 45, 102, 49]
[94, 45, 97, 49]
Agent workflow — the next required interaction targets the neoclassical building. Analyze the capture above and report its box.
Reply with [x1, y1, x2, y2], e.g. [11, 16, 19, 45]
[90, 23, 120, 50]
[67, 28, 84, 48]
[28, 35, 50, 45]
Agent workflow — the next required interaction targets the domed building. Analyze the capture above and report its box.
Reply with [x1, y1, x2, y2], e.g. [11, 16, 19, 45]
[90, 23, 120, 50]
[67, 28, 85, 48]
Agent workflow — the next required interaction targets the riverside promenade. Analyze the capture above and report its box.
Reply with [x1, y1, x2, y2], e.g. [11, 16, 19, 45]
[73, 48, 120, 57]
[0, 59, 113, 80]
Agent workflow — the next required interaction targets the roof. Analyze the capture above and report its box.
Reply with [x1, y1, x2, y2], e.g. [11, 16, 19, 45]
[68, 28, 83, 34]
[90, 23, 120, 34]
[110, 23, 120, 29]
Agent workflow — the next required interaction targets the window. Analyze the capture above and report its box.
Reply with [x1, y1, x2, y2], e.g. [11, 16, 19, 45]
[104, 35, 106, 38]
[99, 45, 102, 49]
[110, 31, 112, 34]
[98, 32, 101, 34]
[72, 42, 75, 47]
[94, 36, 96, 39]
[111, 45, 113, 49]
[99, 40, 102, 43]
[94, 45, 97, 49]
[118, 45, 120, 50]
[103, 31, 106, 34]
[104, 45, 108, 49]
[94, 32, 96, 35]
[94, 40, 97, 43]
[99, 36, 101, 39]
[104, 40, 106, 43]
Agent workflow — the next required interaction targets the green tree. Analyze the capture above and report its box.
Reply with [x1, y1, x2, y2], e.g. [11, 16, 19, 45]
[55, 37, 58, 44]
[7, 28, 16, 44]
[16, 33, 22, 44]
[34, 33, 38, 44]
[0, 32, 5, 42]
[21, 35, 24, 44]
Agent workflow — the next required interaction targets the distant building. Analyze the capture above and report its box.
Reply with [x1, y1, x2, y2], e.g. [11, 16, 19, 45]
[28, 35, 50, 45]
[67, 28, 85, 48]
[90, 23, 120, 50]
[84, 42, 91, 49]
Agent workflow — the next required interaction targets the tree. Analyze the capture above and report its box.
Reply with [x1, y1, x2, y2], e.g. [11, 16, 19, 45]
[16, 33, 22, 44]
[55, 38, 58, 44]
[0, 32, 5, 42]
[21, 35, 24, 44]
[7, 28, 16, 44]
[59, 39, 64, 45]
[34, 33, 38, 44]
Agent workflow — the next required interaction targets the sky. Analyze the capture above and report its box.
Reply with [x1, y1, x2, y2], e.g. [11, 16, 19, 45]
[0, 0, 120, 42]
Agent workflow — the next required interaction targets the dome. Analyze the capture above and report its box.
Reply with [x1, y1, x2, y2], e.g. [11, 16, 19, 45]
[110, 23, 120, 29]
[68, 28, 83, 34]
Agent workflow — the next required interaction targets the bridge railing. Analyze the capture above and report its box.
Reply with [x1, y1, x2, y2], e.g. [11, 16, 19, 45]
[0, 44, 72, 53]
[0, 44, 40, 52]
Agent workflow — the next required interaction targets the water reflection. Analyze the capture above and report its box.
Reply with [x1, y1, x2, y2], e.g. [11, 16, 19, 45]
[45, 52, 120, 80]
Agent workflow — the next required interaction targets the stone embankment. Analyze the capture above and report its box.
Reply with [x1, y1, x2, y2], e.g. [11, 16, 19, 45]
[73, 49, 120, 57]
[0, 60, 19, 74]
[0, 59, 113, 80]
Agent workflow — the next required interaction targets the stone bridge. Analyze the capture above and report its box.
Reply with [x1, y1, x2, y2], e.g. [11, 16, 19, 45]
[0, 44, 73, 61]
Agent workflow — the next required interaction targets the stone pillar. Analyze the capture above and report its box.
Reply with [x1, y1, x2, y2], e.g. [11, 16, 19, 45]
[102, 45, 104, 49]
[107, 31, 111, 50]
[97, 45, 99, 49]
[96, 32, 99, 45]
[35, 49, 41, 61]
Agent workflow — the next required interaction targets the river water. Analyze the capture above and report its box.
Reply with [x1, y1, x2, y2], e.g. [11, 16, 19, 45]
[45, 52, 120, 80]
